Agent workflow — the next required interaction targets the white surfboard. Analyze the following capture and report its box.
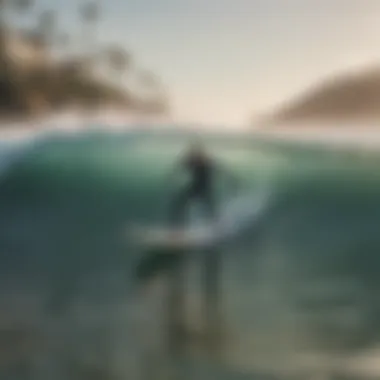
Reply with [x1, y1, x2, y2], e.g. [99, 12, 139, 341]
[127, 189, 272, 249]
[128, 224, 217, 249]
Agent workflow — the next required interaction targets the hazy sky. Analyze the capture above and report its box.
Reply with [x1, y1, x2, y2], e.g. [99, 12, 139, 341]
[31, 0, 380, 125]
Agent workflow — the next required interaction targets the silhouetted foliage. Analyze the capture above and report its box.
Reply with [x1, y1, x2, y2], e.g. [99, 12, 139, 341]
[0, 0, 169, 122]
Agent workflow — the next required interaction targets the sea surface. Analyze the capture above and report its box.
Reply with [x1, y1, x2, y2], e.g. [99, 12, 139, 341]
[0, 127, 379, 379]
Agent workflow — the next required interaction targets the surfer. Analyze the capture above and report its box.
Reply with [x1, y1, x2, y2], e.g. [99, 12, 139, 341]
[168, 140, 239, 225]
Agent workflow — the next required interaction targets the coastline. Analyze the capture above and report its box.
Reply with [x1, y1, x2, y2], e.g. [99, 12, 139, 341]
[1, 115, 380, 154]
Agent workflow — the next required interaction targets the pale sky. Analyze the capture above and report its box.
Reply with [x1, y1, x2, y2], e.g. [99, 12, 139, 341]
[27, 0, 380, 126]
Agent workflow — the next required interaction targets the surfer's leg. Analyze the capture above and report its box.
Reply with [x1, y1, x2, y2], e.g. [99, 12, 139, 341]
[200, 191, 224, 351]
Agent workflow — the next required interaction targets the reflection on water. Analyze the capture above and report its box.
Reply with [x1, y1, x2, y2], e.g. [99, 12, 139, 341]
[0, 131, 379, 379]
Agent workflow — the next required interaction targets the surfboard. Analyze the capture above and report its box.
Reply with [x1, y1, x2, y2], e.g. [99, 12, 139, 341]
[128, 224, 218, 249]
[127, 190, 272, 249]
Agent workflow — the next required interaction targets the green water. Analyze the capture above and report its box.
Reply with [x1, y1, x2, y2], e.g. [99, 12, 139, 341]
[1, 131, 380, 379]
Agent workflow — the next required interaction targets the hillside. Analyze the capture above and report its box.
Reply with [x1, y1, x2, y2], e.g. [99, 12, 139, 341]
[0, 4, 169, 124]
[264, 67, 380, 125]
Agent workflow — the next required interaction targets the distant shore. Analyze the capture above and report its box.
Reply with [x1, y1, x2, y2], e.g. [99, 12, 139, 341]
[0, 117, 379, 153]
[252, 122, 380, 152]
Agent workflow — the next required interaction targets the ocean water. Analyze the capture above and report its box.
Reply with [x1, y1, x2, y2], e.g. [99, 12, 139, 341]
[0, 129, 379, 379]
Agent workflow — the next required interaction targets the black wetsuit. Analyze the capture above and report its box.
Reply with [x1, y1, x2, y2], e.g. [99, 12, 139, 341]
[170, 155, 216, 224]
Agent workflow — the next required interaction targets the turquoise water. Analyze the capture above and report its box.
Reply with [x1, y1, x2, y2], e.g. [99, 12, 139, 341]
[0, 130, 380, 379]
